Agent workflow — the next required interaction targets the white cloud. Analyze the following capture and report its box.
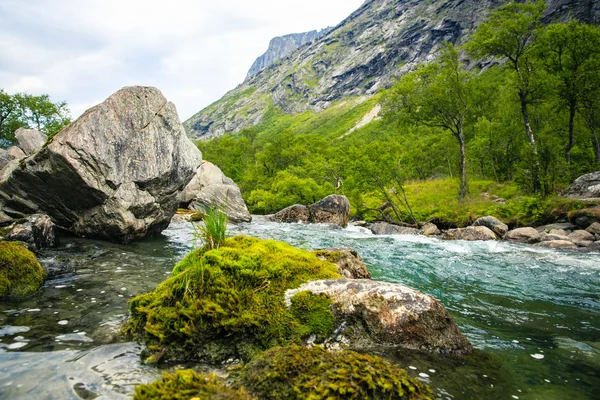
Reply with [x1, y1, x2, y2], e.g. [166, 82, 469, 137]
[0, 0, 364, 121]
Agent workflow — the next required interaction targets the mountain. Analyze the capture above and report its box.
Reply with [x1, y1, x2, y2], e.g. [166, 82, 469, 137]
[184, 0, 600, 141]
[246, 28, 332, 80]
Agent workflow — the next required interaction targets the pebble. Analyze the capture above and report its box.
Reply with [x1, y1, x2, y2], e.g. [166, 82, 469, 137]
[429, 369, 436, 373]
[409, 366, 417, 370]
[419, 373, 429, 378]
[7, 342, 27, 349]
[58, 320, 69, 325]
[531, 354, 544, 360]
[120, 287, 127, 291]
[77, 289, 83, 292]
[26, 309, 40, 312]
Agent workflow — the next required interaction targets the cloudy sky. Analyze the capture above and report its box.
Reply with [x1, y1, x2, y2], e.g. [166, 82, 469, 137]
[0, 0, 364, 121]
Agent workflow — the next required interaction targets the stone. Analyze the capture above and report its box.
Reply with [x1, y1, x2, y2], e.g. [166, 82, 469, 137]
[548, 228, 569, 237]
[569, 207, 600, 229]
[472, 216, 508, 237]
[369, 222, 421, 236]
[587, 222, 600, 235]
[0, 210, 13, 226]
[186, 162, 251, 223]
[442, 226, 497, 241]
[540, 232, 570, 242]
[421, 222, 440, 236]
[0, 86, 202, 243]
[5, 214, 59, 249]
[536, 222, 576, 233]
[270, 195, 350, 228]
[14, 128, 47, 155]
[7, 146, 26, 160]
[534, 240, 578, 250]
[568, 230, 595, 243]
[503, 227, 541, 243]
[0, 149, 15, 170]
[313, 247, 371, 279]
[285, 279, 473, 355]
[562, 171, 600, 199]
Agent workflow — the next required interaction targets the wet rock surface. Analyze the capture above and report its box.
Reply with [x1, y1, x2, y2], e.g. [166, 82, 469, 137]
[442, 226, 497, 241]
[270, 195, 350, 227]
[370, 222, 420, 235]
[314, 247, 371, 279]
[504, 228, 541, 244]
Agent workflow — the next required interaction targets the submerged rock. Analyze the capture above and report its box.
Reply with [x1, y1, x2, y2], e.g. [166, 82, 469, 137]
[0, 86, 202, 243]
[472, 216, 508, 237]
[504, 227, 541, 243]
[14, 128, 46, 155]
[562, 171, 600, 199]
[0, 241, 45, 297]
[443, 226, 497, 241]
[185, 161, 251, 223]
[313, 247, 371, 279]
[285, 279, 473, 355]
[370, 222, 420, 235]
[270, 195, 350, 227]
[5, 214, 59, 249]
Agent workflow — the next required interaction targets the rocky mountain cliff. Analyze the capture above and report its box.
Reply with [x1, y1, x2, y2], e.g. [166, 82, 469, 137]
[246, 29, 332, 80]
[185, 0, 600, 141]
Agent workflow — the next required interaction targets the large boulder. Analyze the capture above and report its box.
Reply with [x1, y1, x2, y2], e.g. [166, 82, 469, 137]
[185, 161, 251, 223]
[270, 195, 350, 227]
[0, 86, 202, 243]
[421, 222, 441, 236]
[369, 222, 421, 235]
[472, 216, 508, 237]
[443, 226, 497, 241]
[562, 171, 600, 199]
[569, 206, 600, 229]
[5, 214, 59, 249]
[313, 247, 371, 279]
[504, 227, 541, 243]
[14, 128, 47, 155]
[285, 279, 473, 355]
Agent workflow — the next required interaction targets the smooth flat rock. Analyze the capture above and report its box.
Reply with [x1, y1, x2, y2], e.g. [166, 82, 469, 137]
[442, 226, 497, 241]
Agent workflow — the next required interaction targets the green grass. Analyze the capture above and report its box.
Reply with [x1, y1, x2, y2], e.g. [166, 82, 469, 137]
[193, 207, 228, 250]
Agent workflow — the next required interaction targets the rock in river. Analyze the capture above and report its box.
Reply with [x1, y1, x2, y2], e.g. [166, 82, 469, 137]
[270, 194, 350, 227]
[285, 279, 472, 355]
[5, 214, 59, 249]
[442, 226, 497, 241]
[369, 222, 421, 235]
[0, 86, 202, 243]
[472, 216, 508, 237]
[504, 227, 541, 244]
[313, 247, 371, 279]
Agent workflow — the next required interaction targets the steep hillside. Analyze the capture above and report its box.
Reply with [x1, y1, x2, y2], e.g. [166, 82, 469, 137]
[185, 0, 600, 140]
[246, 29, 331, 80]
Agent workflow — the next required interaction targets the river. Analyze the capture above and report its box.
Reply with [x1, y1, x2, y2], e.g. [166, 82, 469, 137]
[0, 218, 598, 399]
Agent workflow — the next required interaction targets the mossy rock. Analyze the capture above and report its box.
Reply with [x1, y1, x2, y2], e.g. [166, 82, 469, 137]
[123, 236, 341, 363]
[134, 370, 254, 400]
[0, 241, 45, 297]
[239, 344, 434, 400]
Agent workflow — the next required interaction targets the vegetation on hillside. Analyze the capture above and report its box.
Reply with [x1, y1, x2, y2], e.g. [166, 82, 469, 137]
[198, 1, 600, 225]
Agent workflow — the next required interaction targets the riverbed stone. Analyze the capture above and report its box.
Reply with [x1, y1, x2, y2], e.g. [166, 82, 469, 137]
[568, 230, 595, 243]
[586, 222, 600, 235]
[569, 207, 600, 229]
[536, 222, 577, 233]
[14, 128, 47, 155]
[5, 214, 59, 249]
[503, 227, 541, 243]
[285, 279, 473, 355]
[370, 222, 421, 235]
[313, 247, 371, 279]
[0, 86, 202, 243]
[472, 216, 508, 237]
[270, 204, 310, 223]
[270, 195, 350, 227]
[534, 240, 578, 250]
[442, 226, 497, 241]
[421, 222, 441, 236]
[540, 232, 570, 242]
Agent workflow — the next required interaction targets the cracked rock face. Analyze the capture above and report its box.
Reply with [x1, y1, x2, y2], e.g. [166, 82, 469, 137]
[0, 86, 202, 243]
[285, 279, 472, 355]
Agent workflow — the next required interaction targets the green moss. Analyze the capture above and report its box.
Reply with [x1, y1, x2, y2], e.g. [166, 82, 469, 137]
[290, 291, 333, 341]
[312, 250, 344, 264]
[0, 241, 45, 298]
[123, 236, 341, 363]
[239, 344, 434, 400]
[134, 370, 254, 400]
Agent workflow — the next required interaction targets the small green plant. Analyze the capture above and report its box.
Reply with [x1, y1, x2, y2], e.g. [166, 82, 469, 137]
[194, 206, 228, 250]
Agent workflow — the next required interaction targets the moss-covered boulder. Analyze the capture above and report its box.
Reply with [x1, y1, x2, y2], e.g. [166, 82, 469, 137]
[123, 236, 341, 363]
[134, 370, 254, 400]
[313, 247, 371, 279]
[239, 344, 434, 400]
[0, 241, 45, 297]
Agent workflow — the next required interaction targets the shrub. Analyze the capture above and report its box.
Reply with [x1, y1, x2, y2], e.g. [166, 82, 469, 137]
[0, 241, 45, 297]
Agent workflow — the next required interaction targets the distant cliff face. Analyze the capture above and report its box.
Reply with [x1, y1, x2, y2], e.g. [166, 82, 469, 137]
[185, 0, 600, 141]
[246, 29, 331, 80]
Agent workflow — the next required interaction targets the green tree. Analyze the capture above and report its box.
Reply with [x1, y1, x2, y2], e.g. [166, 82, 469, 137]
[466, 0, 546, 192]
[537, 21, 600, 163]
[383, 43, 480, 200]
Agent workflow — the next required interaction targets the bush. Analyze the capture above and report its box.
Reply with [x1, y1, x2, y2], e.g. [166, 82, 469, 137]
[123, 236, 341, 363]
[0, 241, 45, 297]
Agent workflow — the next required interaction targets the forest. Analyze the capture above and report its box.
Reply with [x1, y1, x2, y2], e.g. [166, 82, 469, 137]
[199, 1, 600, 226]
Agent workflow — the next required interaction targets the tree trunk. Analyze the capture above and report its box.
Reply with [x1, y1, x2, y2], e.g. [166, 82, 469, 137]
[519, 90, 542, 193]
[565, 100, 576, 163]
[457, 127, 468, 200]
[581, 111, 600, 164]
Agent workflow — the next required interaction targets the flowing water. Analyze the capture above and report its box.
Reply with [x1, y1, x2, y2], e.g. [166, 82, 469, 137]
[0, 218, 598, 399]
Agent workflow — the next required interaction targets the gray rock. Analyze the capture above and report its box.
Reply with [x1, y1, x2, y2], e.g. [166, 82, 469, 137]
[586, 222, 600, 235]
[568, 230, 596, 243]
[14, 128, 47, 155]
[569, 207, 600, 229]
[548, 228, 569, 236]
[7, 146, 26, 160]
[186, 161, 251, 223]
[472, 216, 508, 237]
[269, 204, 310, 223]
[285, 279, 472, 355]
[562, 171, 600, 199]
[536, 222, 577, 233]
[442, 226, 497, 241]
[421, 222, 440, 236]
[540, 232, 570, 242]
[0, 86, 202, 243]
[313, 247, 371, 279]
[0, 210, 13, 226]
[270, 195, 350, 227]
[504, 227, 541, 243]
[0, 149, 15, 170]
[534, 240, 578, 250]
[370, 222, 421, 236]
[5, 214, 59, 249]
